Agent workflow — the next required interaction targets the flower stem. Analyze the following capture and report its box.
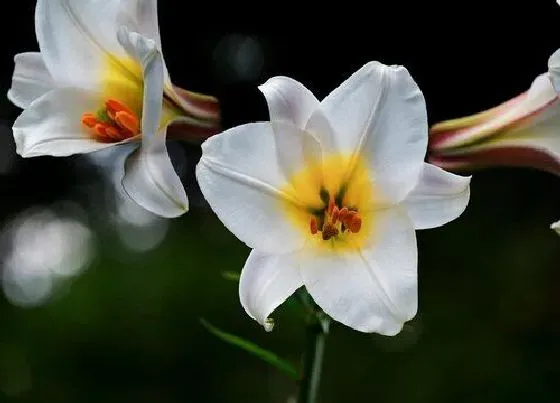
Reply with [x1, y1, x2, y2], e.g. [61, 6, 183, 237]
[297, 292, 330, 403]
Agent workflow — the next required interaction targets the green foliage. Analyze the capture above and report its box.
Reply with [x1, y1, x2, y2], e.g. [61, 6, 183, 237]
[200, 319, 300, 380]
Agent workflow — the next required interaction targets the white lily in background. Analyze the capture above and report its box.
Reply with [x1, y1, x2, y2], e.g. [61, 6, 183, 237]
[551, 220, 560, 235]
[8, 0, 220, 218]
[427, 73, 560, 176]
[196, 62, 471, 334]
[429, 48, 560, 234]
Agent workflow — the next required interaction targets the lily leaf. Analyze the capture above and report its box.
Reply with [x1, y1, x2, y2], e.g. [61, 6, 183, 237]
[200, 319, 299, 380]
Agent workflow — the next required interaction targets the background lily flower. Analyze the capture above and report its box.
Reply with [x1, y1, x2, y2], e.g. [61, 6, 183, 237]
[7, 0, 220, 218]
[196, 62, 471, 335]
[551, 220, 560, 235]
[427, 72, 560, 176]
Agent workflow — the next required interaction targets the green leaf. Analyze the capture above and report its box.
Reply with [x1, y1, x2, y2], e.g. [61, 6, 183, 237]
[221, 271, 240, 282]
[200, 319, 299, 380]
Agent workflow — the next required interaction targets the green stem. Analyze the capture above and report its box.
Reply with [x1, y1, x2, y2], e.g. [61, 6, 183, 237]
[297, 292, 330, 403]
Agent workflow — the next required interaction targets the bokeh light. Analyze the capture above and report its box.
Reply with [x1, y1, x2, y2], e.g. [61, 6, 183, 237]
[1, 206, 94, 307]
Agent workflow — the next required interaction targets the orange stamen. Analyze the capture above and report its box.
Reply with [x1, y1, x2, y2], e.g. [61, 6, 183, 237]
[348, 214, 362, 233]
[331, 206, 340, 223]
[105, 99, 136, 117]
[81, 99, 140, 143]
[338, 207, 349, 221]
[81, 113, 98, 128]
[310, 217, 318, 235]
[115, 110, 140, 135]
[322, 223, 339, 241]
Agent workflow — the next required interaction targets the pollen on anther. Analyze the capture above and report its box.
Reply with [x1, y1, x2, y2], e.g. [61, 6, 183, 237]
[81, 113, 97, 128]
[348, 215, 362, 233]
[310, 217, 318, 235]
[322, 223, 339, 241]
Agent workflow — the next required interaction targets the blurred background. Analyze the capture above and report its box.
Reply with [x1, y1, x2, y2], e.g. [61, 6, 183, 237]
[1, 1, 560, 402]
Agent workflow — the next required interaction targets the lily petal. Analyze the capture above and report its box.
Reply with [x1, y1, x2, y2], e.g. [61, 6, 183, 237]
[12, 88, 129, 157]
[429, 73, 558, 152]
[116, 0, 161, 49]
[300, 206, 417, 335]
[319, 61, 428, 203]
[118, 27, 189, 218]
[258, 76, 320, 128]
[35, 0, 130, 89]
[548, 48, 560, 93]
[196, 122, 319, 254]
[428, 75, 560, 176]
[551, 220, 560, 235]
[8, 52, 53, 109]
[239, 249, 303, 326]
[403, 163, 471, 230]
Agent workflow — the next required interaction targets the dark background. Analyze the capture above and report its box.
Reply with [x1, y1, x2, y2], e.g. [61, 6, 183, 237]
[1, 1, 560, 402]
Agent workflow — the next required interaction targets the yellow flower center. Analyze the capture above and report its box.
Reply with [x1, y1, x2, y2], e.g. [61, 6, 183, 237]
[80, 55, 179, 143]
[280, 153, 376, 252]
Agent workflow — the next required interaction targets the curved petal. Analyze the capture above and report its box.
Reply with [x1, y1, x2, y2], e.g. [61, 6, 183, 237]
[258, 76, 320, 128]
[300, 206, 417, 335]
[239, 250, 303, 326]
[7, 52, 54, 109]
[119, 27, 188, 218]
[548, 48, 560, 93]
[430, 73, 558, 152]
[551, 220, 560, 235]
[116, 27, 162, 136]
[35, 0, 131, 89]
[116, 0, 161, 49]
[122, 130, 188, 218]
[196, 122, 320, 254]
[11, 88, 126, 157]
[318, 61, 428, 203]
[116, 0, 174, 88]
[403, 163, 471, 230]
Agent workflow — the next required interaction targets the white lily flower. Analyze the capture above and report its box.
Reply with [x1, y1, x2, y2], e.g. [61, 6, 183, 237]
[196, 62, 471, 335]
[8, 0, 220, 218]
[551, 220, 560, 235]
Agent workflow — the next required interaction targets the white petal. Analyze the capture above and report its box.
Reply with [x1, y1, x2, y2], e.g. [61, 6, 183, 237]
[551, 220, 560, 235]
[548, 48, 560, 93]
[403, 163, 471, 230]
[319, 61, 428, 203]
[35, 0, 128, 88]
[433, 73, 558, 151]
[258, 76, 320, 128]
[118, 28, 188, 218]
[116, 27, 162, 136]
[196, 122, 319, 254]
[116, 0, 161, 48]
[11, 88, 125, 157]
[122, 131, 188, 218]
[239, 249, 303, 326]
[300, 206, 417, 335]
[7, 52, 54, 109]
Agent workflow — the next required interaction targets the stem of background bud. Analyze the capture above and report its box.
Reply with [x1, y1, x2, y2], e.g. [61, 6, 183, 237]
[297, 290, 330, 403]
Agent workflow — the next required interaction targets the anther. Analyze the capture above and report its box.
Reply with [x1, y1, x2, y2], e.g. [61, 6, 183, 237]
[310, 217, 318, 235]
[348, 214, 362, 233]
[81, 99, 140, 143]
[322, 223, 339, 241]
[115, 111, 139, 135]
[338, 207, 349, 221]
[331, 206, 340, 223]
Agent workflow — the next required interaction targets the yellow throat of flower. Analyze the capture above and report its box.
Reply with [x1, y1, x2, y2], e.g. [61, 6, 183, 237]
[281, 153, 376, 252]
[81, 55, 179, 143]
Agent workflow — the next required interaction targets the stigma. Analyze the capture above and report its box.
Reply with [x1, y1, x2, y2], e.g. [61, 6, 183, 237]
[309, 195, 362, 241]
[81, 99, 140, 143]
